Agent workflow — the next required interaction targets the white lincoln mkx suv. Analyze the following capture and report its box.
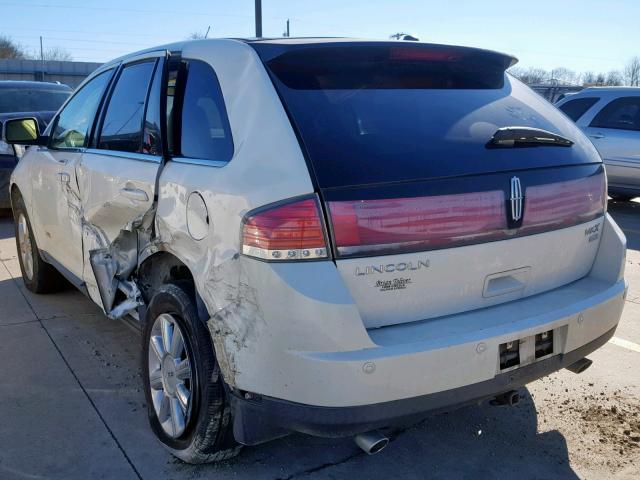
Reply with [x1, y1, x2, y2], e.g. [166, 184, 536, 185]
[3, 38, 627, 463]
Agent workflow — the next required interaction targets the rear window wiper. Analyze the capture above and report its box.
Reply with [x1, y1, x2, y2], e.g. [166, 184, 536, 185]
[487, 127, 574, 148]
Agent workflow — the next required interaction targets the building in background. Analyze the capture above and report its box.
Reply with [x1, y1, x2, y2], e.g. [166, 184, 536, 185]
[0, 59, 101, 89]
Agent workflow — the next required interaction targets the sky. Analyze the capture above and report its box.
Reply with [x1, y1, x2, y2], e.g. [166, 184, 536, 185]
[0, 0, 638, 74]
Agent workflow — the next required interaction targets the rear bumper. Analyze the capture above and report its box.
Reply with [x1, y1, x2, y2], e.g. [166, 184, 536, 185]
[227, 213, 627, 445]
[231, 325, 618, 444]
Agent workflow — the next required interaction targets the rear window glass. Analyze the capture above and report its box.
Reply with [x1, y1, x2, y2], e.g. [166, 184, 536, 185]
[0, 87, 70, 114]
[179, 59, 233, 162]
[589, 97, 640, 131]
[260, 45, 584, 188]
[558, 97, 599, 122]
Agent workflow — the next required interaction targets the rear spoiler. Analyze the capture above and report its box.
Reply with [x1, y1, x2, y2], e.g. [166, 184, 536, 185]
[249, 40, 518, 69]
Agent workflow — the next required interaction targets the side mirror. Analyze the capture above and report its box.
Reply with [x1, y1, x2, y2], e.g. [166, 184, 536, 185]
[2, 117, 46, 146]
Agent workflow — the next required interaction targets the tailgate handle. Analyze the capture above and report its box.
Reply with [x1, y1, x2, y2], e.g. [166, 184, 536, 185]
[483, 267, 531, 298]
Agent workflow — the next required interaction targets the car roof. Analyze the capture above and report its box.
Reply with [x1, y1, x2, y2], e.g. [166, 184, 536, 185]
[576, 86, 640, 96]
[0, 80, 72, 91]
[99, 37, 517, 70]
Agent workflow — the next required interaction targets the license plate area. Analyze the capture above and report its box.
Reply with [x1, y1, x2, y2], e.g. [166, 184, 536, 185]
[499, 327, 563, 372]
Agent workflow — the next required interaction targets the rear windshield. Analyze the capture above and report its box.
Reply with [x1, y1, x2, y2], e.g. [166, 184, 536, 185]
[0, 87, 70, 113]
[258, 44, 593, 188]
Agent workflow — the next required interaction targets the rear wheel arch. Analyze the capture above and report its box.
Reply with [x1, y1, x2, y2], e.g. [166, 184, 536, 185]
[137, 251, 210, 323]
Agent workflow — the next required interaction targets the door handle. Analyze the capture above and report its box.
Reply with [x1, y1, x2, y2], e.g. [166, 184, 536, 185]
[120, 187, 149, 202]
[55, 158, 69, 164]
[57, 172, 70, 183]
[589, 133, 605, 139]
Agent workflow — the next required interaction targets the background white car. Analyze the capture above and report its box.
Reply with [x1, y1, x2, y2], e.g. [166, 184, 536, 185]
[557, 87, 640, 200]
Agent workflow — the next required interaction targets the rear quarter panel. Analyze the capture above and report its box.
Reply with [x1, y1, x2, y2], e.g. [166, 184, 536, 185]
[154, 40, 322, 385]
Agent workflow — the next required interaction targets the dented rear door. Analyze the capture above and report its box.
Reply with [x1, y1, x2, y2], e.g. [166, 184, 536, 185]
[76, 54, 165, 311]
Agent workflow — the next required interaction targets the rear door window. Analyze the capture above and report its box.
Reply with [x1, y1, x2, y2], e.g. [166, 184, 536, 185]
[178, 59, 233, 163]
[589, 97, 640, 131]
[142, 59, 164, 156]
[98, 61, 156, 153]
[558, 97, 599, 122]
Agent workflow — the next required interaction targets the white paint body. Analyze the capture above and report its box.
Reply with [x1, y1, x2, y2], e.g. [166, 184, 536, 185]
[11, 39, 628, 410]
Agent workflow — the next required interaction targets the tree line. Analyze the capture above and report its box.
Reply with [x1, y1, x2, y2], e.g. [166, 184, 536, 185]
[509, 57, 640, 87]
[0, 34, 72, 61]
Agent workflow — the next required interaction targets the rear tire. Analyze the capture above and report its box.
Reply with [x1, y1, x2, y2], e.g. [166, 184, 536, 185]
[142, 283, 241, 464]
[12, 193, 62, 293]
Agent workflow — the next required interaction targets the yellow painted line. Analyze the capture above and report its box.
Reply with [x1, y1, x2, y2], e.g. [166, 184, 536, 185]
[609, 336, 640, 353]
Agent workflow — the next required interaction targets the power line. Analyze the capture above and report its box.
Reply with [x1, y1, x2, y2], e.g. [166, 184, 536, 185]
[6, 34, 152, 47]
[0, 25, 172, 38]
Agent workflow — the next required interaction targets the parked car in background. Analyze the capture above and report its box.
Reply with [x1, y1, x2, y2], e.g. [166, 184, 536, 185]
[0, 81, 72, 209]
[3, 39, 627, 463]
[556, 87, 640, 201]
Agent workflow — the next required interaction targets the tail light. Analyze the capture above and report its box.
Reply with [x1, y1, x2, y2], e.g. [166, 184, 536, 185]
[243, 173, 605, 261]
[327, 191, 507, 257]
[241, 197, 329, 261]
[326, 173, 606, 258]
[521, 173, 606, 234]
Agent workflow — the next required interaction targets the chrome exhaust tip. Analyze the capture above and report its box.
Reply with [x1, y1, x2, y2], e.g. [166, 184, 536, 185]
[566, 357, 593, 374]
[354, 430, 389, 455]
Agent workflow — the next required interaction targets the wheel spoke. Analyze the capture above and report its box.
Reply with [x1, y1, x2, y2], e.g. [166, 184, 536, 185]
[149, 368, 163, 390]
[175, 358, 191, 381]
[150, 335, 165, 362]
[170, 326, 185, 358]
[158, 391, 171, 422]
[176, 383, 190, 412]
[151, 389, 167, 418]
[170, 397, 185, 436]
[160, 315, 173, 354]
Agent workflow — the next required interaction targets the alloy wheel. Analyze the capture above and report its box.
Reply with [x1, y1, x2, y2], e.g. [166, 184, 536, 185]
[148, 313, 193, 438]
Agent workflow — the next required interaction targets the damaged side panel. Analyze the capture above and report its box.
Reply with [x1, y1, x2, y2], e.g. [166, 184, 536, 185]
[75, 151, 162, 319]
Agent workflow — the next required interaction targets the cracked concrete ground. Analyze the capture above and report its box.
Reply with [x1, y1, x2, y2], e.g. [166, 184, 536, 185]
[0, 201, 639, 480]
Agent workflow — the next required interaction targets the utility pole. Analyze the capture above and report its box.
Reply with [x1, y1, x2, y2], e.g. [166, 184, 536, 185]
[255, 0, 262, 37]
[39, 36, 44, 82]
[284, 18, 290, 37]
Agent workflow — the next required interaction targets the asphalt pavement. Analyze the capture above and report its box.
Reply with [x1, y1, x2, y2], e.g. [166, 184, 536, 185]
[0, 200, 638, 480]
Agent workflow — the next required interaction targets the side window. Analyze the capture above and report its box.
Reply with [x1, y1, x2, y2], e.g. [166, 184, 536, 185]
[142, 60, 163, 156]
[50, 70, 112, 149]
[179, 60, 233, 162]
[558, 97, 599, 122]
[98, 61, 156, 153]
[589, 97, 640, 131]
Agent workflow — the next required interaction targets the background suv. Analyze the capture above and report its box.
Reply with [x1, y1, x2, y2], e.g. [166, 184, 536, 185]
[557, 87, 640, 201]
[4, 39, 627, 463]
[0, 80, 71, 209]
